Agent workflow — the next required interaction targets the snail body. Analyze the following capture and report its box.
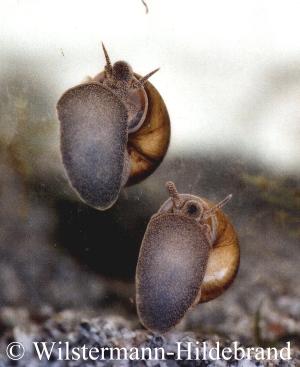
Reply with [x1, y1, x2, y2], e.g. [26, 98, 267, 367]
[57, 44, 170, 210]
[136, 182, 239, 333]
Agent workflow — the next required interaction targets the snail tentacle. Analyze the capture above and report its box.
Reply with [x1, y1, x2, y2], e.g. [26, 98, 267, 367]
[203, 194, 232, 219]
[101, 42, 113, 76]
[132, 68, 160, 89]
[165, 181, 182, 209]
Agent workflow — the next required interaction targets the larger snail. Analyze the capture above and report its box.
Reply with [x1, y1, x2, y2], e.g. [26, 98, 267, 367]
[136, 181, 240, 333]
[57, 44, 170, 210]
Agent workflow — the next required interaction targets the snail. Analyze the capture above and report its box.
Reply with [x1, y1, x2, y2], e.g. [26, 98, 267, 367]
[136, 181, 239, 333]
[57, 44, 170, 210]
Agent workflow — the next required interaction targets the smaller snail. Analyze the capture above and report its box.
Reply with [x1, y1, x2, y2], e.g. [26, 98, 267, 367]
[57, 44, 170, 210]
[136, 181, 239, 333]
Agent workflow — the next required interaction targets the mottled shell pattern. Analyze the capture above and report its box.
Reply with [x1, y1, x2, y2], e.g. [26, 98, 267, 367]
[57, 44, 170, 210]
[136, 181, 240, 333]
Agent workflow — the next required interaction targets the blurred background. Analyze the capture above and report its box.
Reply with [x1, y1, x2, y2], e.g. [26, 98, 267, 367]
[0, 0, 299, 352]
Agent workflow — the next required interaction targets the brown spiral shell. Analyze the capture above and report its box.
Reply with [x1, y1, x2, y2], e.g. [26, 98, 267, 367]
[197, 198, 240, 303]
[57, 46, 170, 210]
[136, 182, 240, 333]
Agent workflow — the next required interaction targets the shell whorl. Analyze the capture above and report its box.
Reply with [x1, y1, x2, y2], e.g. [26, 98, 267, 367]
[199, 199, 239, 303]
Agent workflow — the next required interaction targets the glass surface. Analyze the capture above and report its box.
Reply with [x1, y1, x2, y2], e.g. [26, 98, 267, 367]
[0, 1, 299, 362]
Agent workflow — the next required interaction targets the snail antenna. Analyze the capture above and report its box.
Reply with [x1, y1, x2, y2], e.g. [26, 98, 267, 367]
[166, 181, 182, 208]
[204, 194, 233, 219]
[133, 68, 160, 88]
[102, 42, 112, 76]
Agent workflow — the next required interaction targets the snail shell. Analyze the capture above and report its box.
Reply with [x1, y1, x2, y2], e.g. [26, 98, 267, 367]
[136, 181, 239, 333]
[57, 44, 170, 210]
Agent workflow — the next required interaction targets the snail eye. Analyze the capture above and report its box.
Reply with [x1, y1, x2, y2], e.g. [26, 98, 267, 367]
[182, 200, 203, 219]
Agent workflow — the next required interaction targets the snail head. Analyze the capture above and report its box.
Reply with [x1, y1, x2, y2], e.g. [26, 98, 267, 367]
[165, 181, 232, 222]
[102, 43, 159, 89]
